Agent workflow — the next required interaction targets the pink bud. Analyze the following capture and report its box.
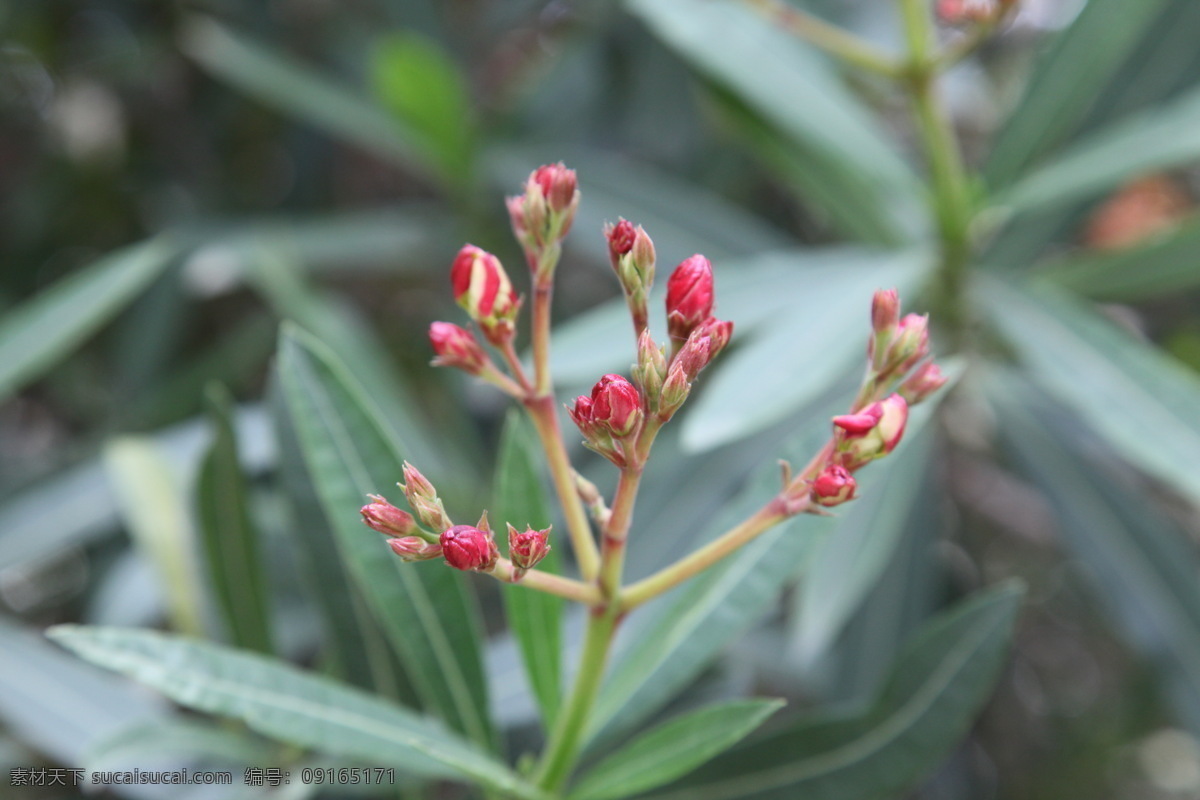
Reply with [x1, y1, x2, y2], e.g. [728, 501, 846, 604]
[875, 394, 908, 453]
[589, 374, 643, 438]
[833, 395, 908, 470]
[532, 162, 578, 214]
[507, 523, 551, 572]
[387, 536, 443, 562]
[401, 462, 452, 533]
[361, 495, 419, 537]
[833, 405, 884, 437]
[693, 317, 734, 360]
[606, 219, 637, 259]
[429, 322, 488, 375]
[890, 313, 930, 370]
[899, 362, 948, 404]
[810, 465, 857, 507]
[666, 255, 715, 341]
[871, 289, 900, 334]
[450, 245, 519, 343]
[440, 525, 500, 572]
[675, 333, 713, 382]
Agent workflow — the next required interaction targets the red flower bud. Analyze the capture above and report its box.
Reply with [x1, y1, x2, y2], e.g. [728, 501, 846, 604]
[607, 219, 637, 259]
[810, 465, 857, 507]
[871, 288, 900, 334]
[361, 495, 420, 537]
[387, 536, 443, 562]
[666, 255, 715, 341]
[429, 322, 489, 375]
[693, 317, 734, 360]
[833, 405, 884, 437]
[834, 394, 909, 469]
[532, 162, 578, 214]
[507, 523, 551, 573]
[590, 374, 643, 438]
[450, 245, 519, 344]
[899, 362, 948, 404]
[440, 525, 500, 572]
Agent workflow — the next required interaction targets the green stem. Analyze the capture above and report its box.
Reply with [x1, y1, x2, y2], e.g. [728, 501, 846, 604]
[488, 558, 603, 605]
[525, 395, 601, 582]
[534, 608, 620, 793]
[532, 285, 554, 397]
[743, 0, 901, 77]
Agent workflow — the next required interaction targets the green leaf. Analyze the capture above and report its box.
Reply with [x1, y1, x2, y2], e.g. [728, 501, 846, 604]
[992, 377, 1200, 729]
[569, 700, 783, 800]
[588, 398, 942, 751]
[180, 18, 440, 185]
[48, 626, 538, 797]
[999, 82, 1200, 214]
[196, 384, 273, 654]
[644, 582, 1024, 800]
[104, 437, 208, 637]
[792, 422, 936, 667]
[276, 327, 494, 748]
[680, 249, 930, 451]
[625, 0, 920, 245]
[984, 0, 1171, 188]
[370, 33, 475, 183]
[980, 277, 1200, 506]
[492, 411, 563, 730]
[1034, 215, 1200, 300]
[85, 718, 279, 774]
[0, 238, 176, 403]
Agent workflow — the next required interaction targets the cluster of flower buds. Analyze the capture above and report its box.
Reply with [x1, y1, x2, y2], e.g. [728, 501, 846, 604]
[428, 322, 489, 375]
[508, 162, 580, 281]
[400, 462, 453, 533]
[605, 219, 656, 331]
[570, 374, 644, 466]
[868, 289, 930, 377]
[450, 245, 521, 346]
[936, 0, 1017, 25]
[507, 524, 551, 579]
[361, 494, 444, 561]
[657, 317, 733, 420]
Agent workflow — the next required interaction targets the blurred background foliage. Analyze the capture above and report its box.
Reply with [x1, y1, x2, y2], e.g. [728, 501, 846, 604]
[3, 0, 1200, 798]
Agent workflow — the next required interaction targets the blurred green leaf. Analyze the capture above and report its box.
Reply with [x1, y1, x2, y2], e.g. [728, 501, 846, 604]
[1034, 215, 1200, 300]
[625, 0, 920, 245]
[85, 718, 278, 776]
[180, 18, 439, 185]
[999, 83, 1200, 214]
[0, 238, 176, 403]
[681, 249, 930, 451]
[981, 277, 1200, 506]
[568, 699, 784, 800]
[993, 377, 1200, 732]
[196, 383, 273, 654]
[984, 0, 1171, 187]
[0, 616, 167, 767]
[493, 411, 563, 731]
[104, 437, 208, 637]
[276, 327, 493, 748]
[48, 626, 537, 797]
[370, 33, 475, 184]
[645, 582, 1023, 800]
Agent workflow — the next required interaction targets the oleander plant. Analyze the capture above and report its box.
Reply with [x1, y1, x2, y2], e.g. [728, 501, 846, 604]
[4, 1, 1200, 799]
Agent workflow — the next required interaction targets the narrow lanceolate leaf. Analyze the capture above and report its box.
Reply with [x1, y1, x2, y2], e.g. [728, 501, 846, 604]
[568, 700, 783, 800]
[1000, 83, 1200, 214]
[104, 438, 207, 637]
[493, 411, 563, 730]
[980, 277, 1200, 506]
[992, 378, 1200, 727]
[626, 0, 920, 245]
[1035, 214, 1200, 301]
[984, 0, 1171, 187]
[48, 626, 538, 798]
[0, 238, 176, 402]
[196, 383, 273, 654]
[643, 582, 1024, 800]
[276, 326, 494, 748]
[588, 399, 943, 751]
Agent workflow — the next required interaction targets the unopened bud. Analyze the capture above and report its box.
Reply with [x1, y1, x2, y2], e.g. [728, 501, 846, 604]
[361, 495, 420, 537]
[400, 462, 452, 532]
[532, 162, 578, 215]
[606, 220, 656, 329]
[589, 374, 643, 438]
[509, 163, 580, 261]
[429, 322, 489, 375]
[606, 219, 637, 260]
[387, 536, 443, 562]
[440, 525, 499, 572]
[633, 330, 668, 408]
[658, 360, 692, 420]
[810, 465, 857, 507]
[834, 394, 909, 469]
[568, 394, 623, 466]
[450, 245, 520, 345]
[666, 255, 715, 342]
[871, 288, 900, 334]
[899, 362, 948, 404]
[888, 313, 930, 372]
[507, 523, 551, 574]
[693, 317, 734, 360]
